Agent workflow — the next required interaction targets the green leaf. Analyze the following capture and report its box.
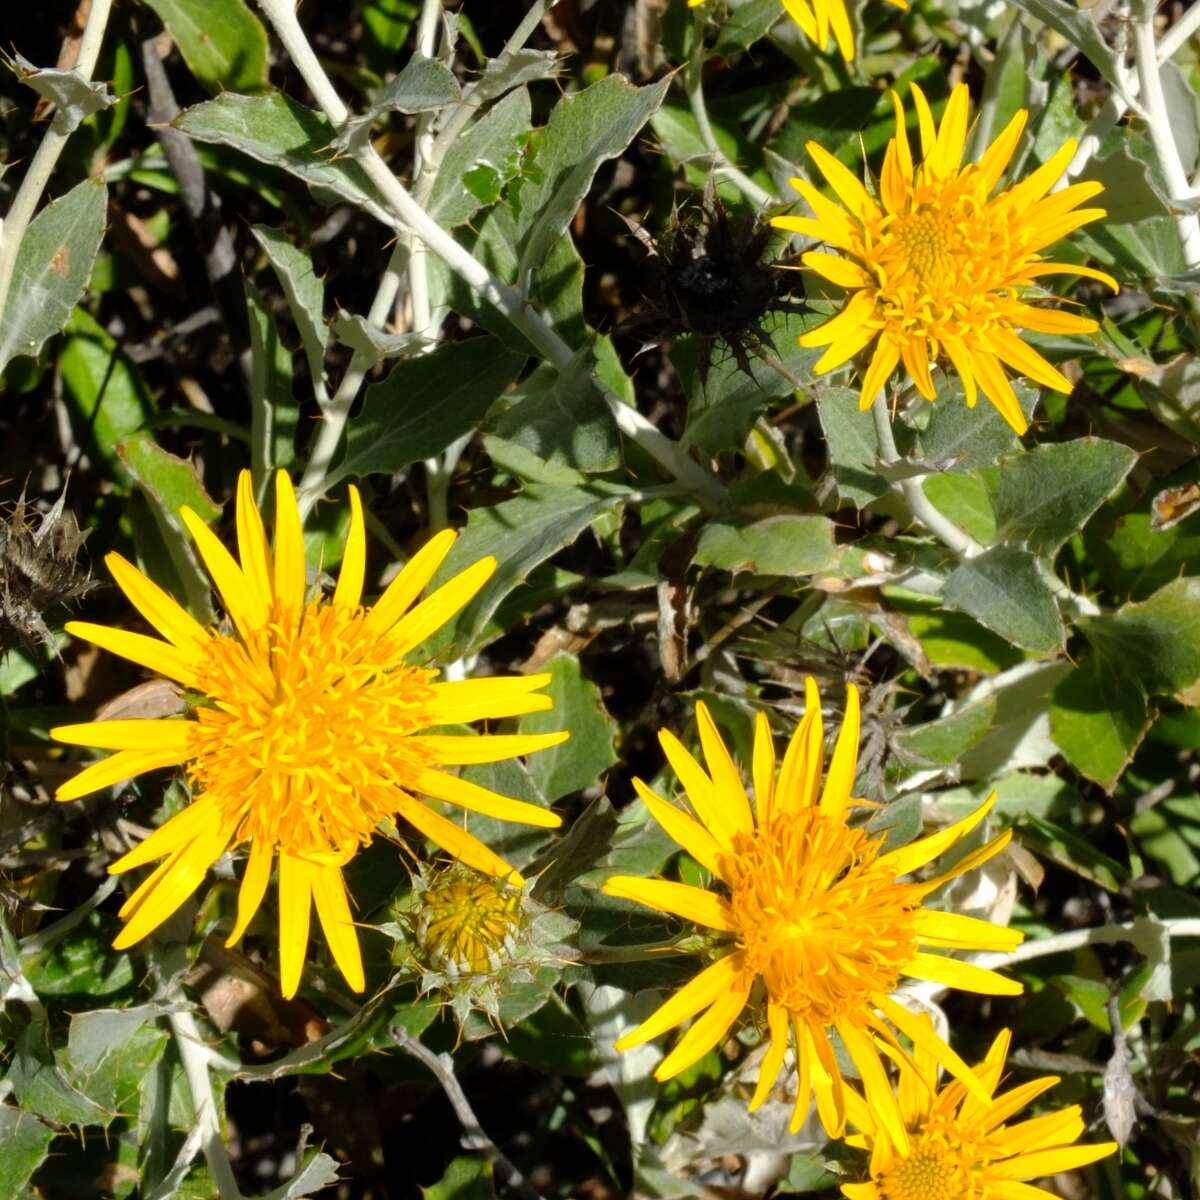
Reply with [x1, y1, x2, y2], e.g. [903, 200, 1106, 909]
[816, 386, 891, 507]
[490, 354, 619, 475]
[677, 311, 822, 457]
[251, 225, 328, 393]
[942, 546, 1064, 654]
[714, 0, 781, 52]
[21, 911, 133, 997]
[511, 74, 670, 282]
[693, 515, 837, 576]
[1050, 654, 1150, 790]
[519, 653, 618, 802]
[1131, 793, 1200, 886]
[1084, 465, 1200, 601]
[885, 590, 1024, 672]
[987, 438, 1137, 555]
[912, 383, 1028, 472]
[334, 54, 461, 155]
[1019, 813, 1131, 892]
[419, 484, 629, 657]
[374, 53, 460, 113]
[332, 337, 526, 483]
[0, 1106, 54, 1200]
[117, 434, 221, 620]
[1080, 578, 1200, 700]
[429, 89, 532, 229]
[1003, 0, 1125, 91]
[175, 93, 392, 221]
[421, 1156, 497, 1200]
[65, 1006, 170, 1113]
[244, 279, 299, 474]
[892, 698, 997, 769]
[921, 473, 996, 545]
[0, 177, 107, 376]
[59, 308, 153, 474]
[6, 1023, 107, 1128]
[141, 0, 268, 93]
[7, 53, 115, 133]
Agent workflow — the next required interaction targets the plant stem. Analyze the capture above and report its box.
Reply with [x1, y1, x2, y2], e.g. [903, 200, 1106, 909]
[0, 0, 115, 324]
[169, 1006, 244, 1200]
[1132, 3, 1200, 267]
[1064, 3, 1200, 186]
[870, 392, 983, 558]
[685, 10, 775, 209]
[256, 0, 728, 513]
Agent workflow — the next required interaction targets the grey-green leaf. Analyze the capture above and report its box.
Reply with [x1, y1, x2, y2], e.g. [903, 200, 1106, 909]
[251, 225, 329, 393]
[942, 545, 1064, 653]
[511, 74, 670, 282]
[7, 53, 115, 133]
[175, 94, 393, 225]
[519, 652, 618, 801]
[0, 1106, 55, 1200]
[491, 354, 619, 474]
[429, 89, 532, 229]
[694, 515, 837, 576]
[419, 484, 630, 657]
[0, 177, 107, 375]
[332, 337, 527, 484]
[1079, 577, 1200, 699]
[988, 438, 1137, 554]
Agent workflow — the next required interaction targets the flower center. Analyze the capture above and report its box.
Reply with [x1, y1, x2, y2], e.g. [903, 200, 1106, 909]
[188, 600, 437, 861]
[420, 877, 521, 974]
[889, 207, 968, 291]
[878, 1132, 975, 1200]
[862, 175, 1026, 343]
[720, 809, 918, 1022]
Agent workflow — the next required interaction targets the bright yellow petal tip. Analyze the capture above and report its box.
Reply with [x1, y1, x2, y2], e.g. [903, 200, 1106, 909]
[610, 682, 1021, 1139]
[776, 83, 1115, 431]
[55, 473, 565, 998]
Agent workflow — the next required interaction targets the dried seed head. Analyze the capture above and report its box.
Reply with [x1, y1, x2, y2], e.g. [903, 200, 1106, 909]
[0, 485, 93, 654]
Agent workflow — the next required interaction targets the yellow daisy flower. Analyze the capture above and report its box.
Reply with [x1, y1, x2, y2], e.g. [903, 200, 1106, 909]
[602, 681, 1023, 1145]
[772, 83, 1118, 434]
[689, 0, 908, 62]
[840, 1019, 1117, 1199]
[51, 470, 567, 998]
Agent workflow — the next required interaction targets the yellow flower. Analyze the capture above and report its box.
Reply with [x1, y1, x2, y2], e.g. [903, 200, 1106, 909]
[689, 0, 908, 62]
[840, 1020, 1117, 1199]
[602, 680, 1023, 1146]
[772, 83, 1118, 434]
[52, 470, 567, 998]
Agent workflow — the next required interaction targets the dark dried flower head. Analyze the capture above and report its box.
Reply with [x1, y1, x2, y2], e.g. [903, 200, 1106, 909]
[0, 486, 93, 653]
[619, 178, 805, 377]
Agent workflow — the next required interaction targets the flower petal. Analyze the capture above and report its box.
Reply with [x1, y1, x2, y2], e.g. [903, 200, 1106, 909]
[333, 484, 367, 610]
[385, 555, 497, 658]
[602, 876, 735, 932]
[694, 701, 754, 838]
[65, 621, 200, 688]
[902, 950, 1023, 995]
[227, 836, 273, 946]
[236, 470, 272, 609]
[311, 864, 365, 993]
[409, 731, 569, 766]
[614, 952, 745, 1050]
[363, 528, 458, 637]
[277, 852, 315, 999]
[56, 746, 193, 803]
[819, 683, 860, 820]
[396, 792, 523, 883]
[106, 552, 209, 654]
[654, 970, 751, 1080]
[879, 793, 996, 878]
[414, 765, 561, 828]
[632, 778, 725, 880]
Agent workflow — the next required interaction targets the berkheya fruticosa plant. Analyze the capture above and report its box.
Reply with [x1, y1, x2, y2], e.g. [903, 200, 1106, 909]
[0, 1, 1198, 1197]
